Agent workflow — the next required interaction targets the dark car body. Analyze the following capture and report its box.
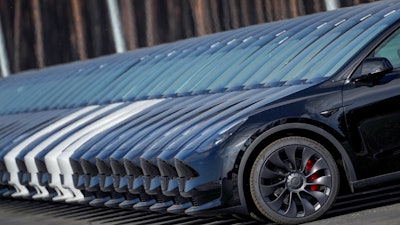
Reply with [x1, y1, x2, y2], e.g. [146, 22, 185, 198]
[0, 1, 400, 224]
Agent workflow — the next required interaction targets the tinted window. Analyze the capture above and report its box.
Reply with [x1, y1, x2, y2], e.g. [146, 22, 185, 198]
[374, 29, 400, 68]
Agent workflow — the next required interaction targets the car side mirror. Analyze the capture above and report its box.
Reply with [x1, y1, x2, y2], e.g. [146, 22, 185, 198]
[352, 57, 393, 86]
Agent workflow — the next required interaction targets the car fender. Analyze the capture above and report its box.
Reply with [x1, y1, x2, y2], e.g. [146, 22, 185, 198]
[236, 121, 357, 213]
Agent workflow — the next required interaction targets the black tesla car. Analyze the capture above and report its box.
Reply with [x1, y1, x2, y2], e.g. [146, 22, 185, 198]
[0, 1, 400, 224]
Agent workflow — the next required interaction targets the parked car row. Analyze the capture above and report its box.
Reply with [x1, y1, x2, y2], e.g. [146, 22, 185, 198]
[0, 1, 399, 224]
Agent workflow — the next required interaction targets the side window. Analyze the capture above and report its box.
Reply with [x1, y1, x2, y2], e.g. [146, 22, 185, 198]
[373, 29, 400, 69]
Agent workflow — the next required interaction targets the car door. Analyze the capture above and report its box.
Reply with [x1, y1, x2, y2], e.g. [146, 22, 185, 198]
[343, 28, 400, 180]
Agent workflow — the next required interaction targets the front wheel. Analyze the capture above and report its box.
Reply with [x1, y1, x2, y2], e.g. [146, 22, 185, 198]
[249, 136, 340, 224]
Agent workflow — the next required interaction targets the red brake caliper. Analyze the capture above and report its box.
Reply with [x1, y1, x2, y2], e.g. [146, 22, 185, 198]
[306, 159, 319, 191]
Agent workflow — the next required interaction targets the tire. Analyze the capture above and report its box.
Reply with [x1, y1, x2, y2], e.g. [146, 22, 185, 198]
[249, 136, 340, 225]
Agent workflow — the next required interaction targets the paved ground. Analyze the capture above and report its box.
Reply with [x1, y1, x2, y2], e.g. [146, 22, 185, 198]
[307, 203, 400, 225]
[0, 199, 399, 225]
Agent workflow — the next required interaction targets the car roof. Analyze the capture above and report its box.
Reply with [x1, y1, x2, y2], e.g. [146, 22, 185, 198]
[0, 0, 399, 115]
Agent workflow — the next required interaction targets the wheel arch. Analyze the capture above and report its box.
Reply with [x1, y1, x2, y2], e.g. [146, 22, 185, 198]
[236, 121, 357, 215]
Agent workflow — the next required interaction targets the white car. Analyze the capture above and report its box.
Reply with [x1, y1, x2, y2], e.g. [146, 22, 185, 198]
[56, 100, 161, 203]
[24, 106, 100, 200]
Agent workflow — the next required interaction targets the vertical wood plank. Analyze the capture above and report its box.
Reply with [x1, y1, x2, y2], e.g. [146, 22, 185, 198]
[12, 0, 21, 72]
[71, 0, 87, 60]
[32, 0, 45, 68]
[120, 0, 138, 50]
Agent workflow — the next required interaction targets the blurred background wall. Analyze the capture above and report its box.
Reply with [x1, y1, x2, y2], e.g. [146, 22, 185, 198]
[0, 0, 380, 77]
